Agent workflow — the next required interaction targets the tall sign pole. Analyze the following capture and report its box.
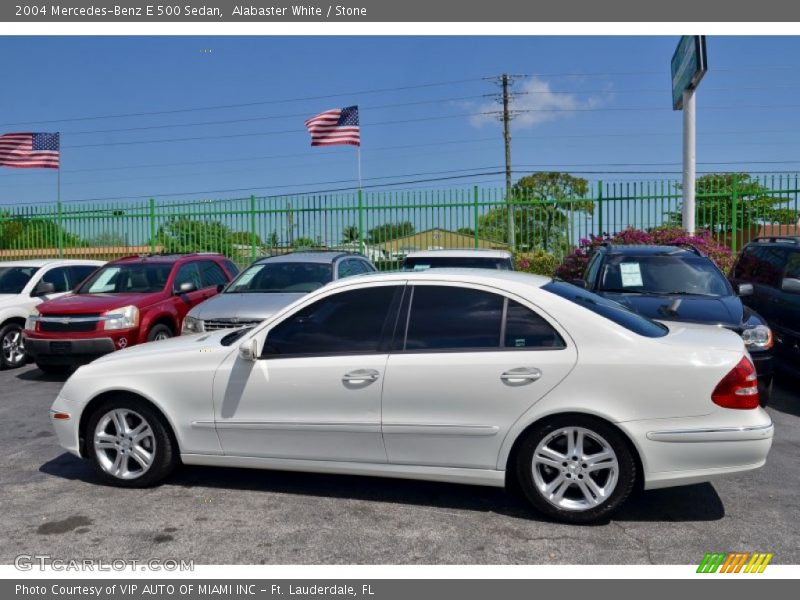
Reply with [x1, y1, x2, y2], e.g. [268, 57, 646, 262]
[671, 35, 707, 235]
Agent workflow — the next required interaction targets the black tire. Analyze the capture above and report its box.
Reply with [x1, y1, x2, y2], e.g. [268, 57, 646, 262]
[514, 415, 637, 524]
[146, 324, 173, 343]
[0, 323, 27, 370]
[85, 397, 177, 488]
[36, 363, 73, 375]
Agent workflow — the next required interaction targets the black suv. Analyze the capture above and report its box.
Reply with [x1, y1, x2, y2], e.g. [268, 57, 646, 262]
[730, 236, 800, 378]
[578, 244, 774, 404]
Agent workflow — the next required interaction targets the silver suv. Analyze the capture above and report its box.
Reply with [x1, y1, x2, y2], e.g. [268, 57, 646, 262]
[181, 251, 377, 334]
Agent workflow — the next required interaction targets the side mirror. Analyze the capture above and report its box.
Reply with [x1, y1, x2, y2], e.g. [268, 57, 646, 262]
[33, 281, 56, 296]
[216, 283, 226, 293]
[738, 283, 754, 297]
[177, 281, 196, 294]
[781, 278, 800, 294]
[238, 337, 260, 361]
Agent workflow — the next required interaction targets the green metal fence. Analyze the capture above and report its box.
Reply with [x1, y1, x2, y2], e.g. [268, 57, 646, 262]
[1, 174, 799, 268]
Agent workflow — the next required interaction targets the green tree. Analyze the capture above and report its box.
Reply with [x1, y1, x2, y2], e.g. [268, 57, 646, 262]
[341, 224, 360, 243]
[88, 231, 129, 247]
[478, 172, 591, 253]
[367, 221, 414, 244]
[154, 217, 250, 255]
[292, 237, 316, 248]
[667, 173, 799, 232]
[0, 212, 83, 250]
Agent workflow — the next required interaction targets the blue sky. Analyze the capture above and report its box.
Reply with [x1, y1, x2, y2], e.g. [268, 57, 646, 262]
[2, 35, 800, 207]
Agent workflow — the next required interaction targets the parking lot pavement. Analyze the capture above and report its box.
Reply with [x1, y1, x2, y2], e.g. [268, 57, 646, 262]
[1, 364, 798, 566]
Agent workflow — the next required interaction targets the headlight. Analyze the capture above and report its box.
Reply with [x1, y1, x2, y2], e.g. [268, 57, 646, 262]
[102, 305, 139, 330]
[182, 315, 205, 334]
[742, 325, 773, 350]
[25, 308, 39, 331]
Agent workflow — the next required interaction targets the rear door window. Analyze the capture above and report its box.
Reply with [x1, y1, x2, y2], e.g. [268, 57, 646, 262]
[198, 261, 229, 288]
[404, 286, 504, 351]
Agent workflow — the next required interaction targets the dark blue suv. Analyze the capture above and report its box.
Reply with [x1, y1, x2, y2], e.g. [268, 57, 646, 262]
[578, 243, 774, 404]
[731, 236, 800, 380]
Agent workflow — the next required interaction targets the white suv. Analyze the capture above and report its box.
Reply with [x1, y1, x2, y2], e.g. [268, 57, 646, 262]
[402, 249, 514, 271]
[0, 259, 105, 369]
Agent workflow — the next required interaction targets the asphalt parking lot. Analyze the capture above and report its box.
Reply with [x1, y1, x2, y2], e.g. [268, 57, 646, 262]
[1, 364, 798, 565]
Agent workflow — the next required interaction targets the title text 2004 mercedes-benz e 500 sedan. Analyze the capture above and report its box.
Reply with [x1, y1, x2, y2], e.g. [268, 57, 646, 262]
[50, 270, 774, 523]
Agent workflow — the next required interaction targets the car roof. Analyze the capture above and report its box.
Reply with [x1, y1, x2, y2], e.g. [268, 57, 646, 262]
[0, 258, 105, 268]
[746, 236, 800, 247]
[109, 253, 224, 265]
[601, 244, 702, 257]
[323, 268, 551, 291]
[255, 251, 362, 265]
[405, 249, 513, 259]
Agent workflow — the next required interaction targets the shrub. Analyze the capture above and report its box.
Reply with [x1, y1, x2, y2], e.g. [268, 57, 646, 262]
[515, 250, 559, 277]
[555, 227, 735, 281]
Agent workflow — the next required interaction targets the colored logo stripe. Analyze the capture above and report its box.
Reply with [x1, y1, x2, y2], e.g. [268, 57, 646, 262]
[697, 552, 773, 573]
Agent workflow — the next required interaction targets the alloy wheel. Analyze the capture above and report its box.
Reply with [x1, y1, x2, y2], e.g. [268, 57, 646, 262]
[93, 409, 157, 480]
[531, 426, 619, 511]
[2, 329, 26, 366]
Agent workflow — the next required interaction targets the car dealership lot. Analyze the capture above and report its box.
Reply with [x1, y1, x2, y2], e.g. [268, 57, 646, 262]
[1, 364, 798, 565]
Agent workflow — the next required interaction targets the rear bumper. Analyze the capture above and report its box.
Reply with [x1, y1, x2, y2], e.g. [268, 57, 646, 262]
[620, 410, 774, 490]
[24, 336, 116, 366]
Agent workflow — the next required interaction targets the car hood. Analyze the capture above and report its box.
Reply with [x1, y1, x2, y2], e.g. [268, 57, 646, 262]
[36, 292, 164, 314]
[188, 292, 305, 321]
[88, 328, 236, 367]
[600, 292, 747, 329]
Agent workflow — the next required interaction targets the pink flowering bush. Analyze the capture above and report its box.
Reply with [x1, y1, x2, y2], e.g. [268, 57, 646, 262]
[555, 227, 735, 281]
[515, 250, 559, 276]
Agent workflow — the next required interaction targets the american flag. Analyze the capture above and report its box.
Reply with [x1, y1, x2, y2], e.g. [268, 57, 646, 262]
[0, 132, 60, 169]
[304, 106, 360, 147]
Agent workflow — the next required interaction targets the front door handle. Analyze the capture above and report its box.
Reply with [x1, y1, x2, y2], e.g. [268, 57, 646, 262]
[500, 367, 542, 385]
[342, 369, 380, 384]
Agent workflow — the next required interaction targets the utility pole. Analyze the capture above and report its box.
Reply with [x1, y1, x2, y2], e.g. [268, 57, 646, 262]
[501, 74, 515, 249]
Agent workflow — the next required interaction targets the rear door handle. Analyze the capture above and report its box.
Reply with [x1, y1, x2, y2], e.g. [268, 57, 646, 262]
[500, 367, 542, 385]
[342, 369, 380, 384]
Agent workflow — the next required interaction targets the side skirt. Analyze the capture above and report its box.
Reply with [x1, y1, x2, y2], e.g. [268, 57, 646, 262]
[180, 454, 507, 488]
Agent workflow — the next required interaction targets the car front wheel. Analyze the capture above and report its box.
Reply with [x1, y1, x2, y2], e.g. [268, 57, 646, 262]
[147, 324, 173, 343]
[86, 399, 177, 487]
[515, 415, 637, 524]
[0, 323, 27, 369]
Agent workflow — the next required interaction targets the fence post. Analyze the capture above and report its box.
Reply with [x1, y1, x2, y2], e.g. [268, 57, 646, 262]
[357, 188, 365, 255]
[149, 198, 156, 254]
[730, 174, 738, 253]
[596, 180, 604, 237]
[473, 186, 480, 249]
[56, 200, 64, 258]
[250, 194, 257, 261]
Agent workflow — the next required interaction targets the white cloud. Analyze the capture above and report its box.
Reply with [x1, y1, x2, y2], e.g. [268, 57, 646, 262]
[469, 76, 610, 129]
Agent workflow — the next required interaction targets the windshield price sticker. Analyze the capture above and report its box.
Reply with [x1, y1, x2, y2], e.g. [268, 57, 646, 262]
[620, 263, 644, 287]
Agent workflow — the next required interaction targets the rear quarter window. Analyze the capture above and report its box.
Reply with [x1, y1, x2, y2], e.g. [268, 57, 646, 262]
[542, 281, 668, 338]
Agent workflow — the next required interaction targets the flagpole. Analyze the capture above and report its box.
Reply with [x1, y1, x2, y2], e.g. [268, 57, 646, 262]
[356, 144, 364, 256]
[57, 132, 63, 258]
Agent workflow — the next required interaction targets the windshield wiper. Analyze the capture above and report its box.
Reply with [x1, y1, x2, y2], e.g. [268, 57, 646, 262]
[656, 291, 719, 297]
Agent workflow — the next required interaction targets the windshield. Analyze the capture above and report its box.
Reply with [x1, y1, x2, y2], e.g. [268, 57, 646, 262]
[598, 255, 732, 297]
[0, 266, 39, 294]
[77, 263, 172, 294]
[543, 280, 669, 338]
[225, 262, 333, 294]
[403, 256, 513, 270]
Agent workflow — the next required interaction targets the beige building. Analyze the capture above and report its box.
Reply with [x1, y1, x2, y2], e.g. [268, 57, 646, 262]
[379, 228, 507, 258]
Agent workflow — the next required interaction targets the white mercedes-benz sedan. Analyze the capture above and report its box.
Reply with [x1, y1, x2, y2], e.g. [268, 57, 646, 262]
[49, 270, 774, 523]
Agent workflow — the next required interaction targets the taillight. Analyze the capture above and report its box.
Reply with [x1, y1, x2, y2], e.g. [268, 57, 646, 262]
[712, 357, 760, 409]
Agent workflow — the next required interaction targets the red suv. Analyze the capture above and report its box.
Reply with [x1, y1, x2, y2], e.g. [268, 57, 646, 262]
[24, 253, 238, 373]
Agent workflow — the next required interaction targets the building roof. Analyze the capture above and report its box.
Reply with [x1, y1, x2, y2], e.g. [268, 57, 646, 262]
[406, 248, 513, 259]
[379, 228, 507, 252]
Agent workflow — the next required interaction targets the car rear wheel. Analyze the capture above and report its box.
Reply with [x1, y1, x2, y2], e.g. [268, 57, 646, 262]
[0, 323, 26, 369]
[86, 399, 177, 487]
[515, 415, 637, 524]
[147, 324, 173, 342]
